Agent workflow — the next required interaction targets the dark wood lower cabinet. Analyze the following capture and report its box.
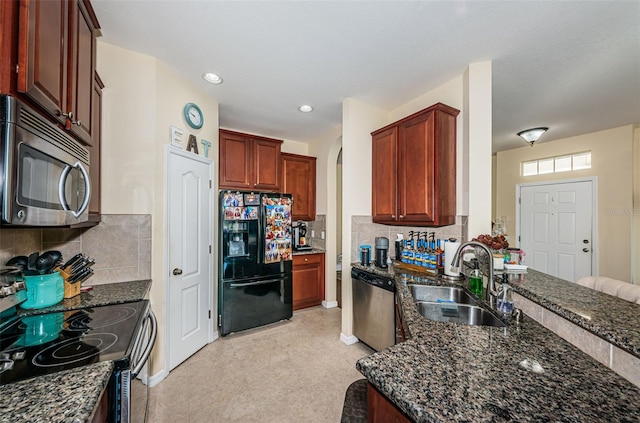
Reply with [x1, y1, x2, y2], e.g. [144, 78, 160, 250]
[90, 388, 108, 423]
[367, 383, 412, 423]
[292, 253, 325, 310]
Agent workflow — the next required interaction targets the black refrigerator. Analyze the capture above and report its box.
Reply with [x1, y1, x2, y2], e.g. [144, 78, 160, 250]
[218, 191, 293, 336]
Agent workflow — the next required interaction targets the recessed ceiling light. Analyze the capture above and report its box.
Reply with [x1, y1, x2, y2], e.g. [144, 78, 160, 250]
[298, 105, 313, 113]
[203, 73, 223, 84]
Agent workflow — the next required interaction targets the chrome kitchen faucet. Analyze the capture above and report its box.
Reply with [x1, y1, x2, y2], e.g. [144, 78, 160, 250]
[451, 241, 500, 308]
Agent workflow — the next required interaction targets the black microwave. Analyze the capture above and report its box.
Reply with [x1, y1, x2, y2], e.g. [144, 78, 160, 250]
[0, 95, 91, 226]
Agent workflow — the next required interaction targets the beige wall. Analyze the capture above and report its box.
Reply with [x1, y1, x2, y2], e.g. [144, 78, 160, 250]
[338, 65, 495, 341]
[97, 41, 219, 378]
[633, 127, 640, 284]
[495, 125, 635, 282]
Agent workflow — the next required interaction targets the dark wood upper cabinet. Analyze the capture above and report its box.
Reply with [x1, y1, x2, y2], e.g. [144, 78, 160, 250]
[17, 0, 69, 126]
[281, 153, 316, 221]
[219, 129, 282, 192]
[66, 0, 96, 145]
[87, 71, 103, 220]
[253, 138, 281, 191]
[11, 0, 99, 146]
[371, 102, 459, 227]
[372, 127, 398, 222]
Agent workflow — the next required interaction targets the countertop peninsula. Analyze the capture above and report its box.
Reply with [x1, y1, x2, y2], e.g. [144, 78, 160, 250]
[353, 263, 640, 422]
[1, 279, 151, 423]
[292, 247, 325, 255]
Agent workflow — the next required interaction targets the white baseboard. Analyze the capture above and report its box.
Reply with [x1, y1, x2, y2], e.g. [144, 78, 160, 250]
[340, 333, 359, 345]
[148, 368, 168, 387]
[322, 300, 338, 308]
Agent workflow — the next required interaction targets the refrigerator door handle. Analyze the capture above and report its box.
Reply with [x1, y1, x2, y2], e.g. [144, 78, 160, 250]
[230, 278, 283, 288]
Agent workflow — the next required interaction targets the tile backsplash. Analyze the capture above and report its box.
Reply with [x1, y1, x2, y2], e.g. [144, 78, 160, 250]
[350, 215, 468, 263]
[306, 214, 326, 250]
[0, 215, 151, 285]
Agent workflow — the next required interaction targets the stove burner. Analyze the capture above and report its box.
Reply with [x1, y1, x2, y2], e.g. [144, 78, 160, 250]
[64, 306, 137, 331]
[32, 333, 118, 368]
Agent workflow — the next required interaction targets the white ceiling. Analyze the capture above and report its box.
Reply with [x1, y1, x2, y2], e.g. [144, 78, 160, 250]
[92, 1, 640, 153]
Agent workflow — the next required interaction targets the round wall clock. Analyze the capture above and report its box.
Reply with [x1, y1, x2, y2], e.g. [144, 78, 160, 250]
[184, 102, 204, 129]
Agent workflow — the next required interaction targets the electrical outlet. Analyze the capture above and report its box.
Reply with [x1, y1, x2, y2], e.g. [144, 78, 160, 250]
[321, 231, 325, 239]
[311, 230, 315, 238]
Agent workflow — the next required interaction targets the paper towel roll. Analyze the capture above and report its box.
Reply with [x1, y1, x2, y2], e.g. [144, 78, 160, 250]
[444, 241, 462, 276]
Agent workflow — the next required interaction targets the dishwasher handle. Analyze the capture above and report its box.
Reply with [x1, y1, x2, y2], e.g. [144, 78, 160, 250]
[131, 310, 157, 378]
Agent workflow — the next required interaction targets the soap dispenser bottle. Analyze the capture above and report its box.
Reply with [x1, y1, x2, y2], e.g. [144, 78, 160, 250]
[469, 258, 483, 296]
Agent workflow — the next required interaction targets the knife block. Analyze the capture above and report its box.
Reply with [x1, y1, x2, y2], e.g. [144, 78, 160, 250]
[57, 268, 81, 299]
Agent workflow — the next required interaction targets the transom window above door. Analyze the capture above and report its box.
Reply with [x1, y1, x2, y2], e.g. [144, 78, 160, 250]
[522, 152, 591, 176]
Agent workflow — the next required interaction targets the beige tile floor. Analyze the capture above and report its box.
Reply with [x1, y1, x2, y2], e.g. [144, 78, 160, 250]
[148, 306, 373, 422]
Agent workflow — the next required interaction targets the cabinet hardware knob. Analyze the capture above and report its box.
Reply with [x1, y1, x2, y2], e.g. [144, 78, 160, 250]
[582, 248, 589, 253]
[173, 268, 183, 275]
[391, 215, 396, 218]
[304, 258, 308, 262]
[57, 110, 74, 120]
[399, 215, 404, 219]
[57, 111, 82, 126]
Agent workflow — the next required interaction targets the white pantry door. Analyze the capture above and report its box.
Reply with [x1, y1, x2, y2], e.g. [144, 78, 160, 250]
[519, 180, 593, 282]
[167, 147, 213, 371]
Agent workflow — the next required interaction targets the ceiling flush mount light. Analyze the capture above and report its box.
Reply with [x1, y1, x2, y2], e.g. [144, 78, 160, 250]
[203, 73, 223, 84]
[517, 127, 548, 146]
[298, 105, 313, 113]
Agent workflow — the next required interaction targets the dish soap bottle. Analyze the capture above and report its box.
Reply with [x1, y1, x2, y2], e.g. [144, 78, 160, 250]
[469, 258, 483, 297]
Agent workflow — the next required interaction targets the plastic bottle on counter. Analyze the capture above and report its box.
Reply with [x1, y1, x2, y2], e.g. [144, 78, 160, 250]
[435, 239, 444, 270]
[469, 258, 483, 296]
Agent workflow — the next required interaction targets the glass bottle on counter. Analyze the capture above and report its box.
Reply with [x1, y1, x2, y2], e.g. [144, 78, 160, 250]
[435, 238, 443, 270]
[401, 240, 409, 263]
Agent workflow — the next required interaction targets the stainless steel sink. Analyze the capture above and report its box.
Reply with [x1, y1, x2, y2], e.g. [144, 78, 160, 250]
[414, 301, 506, 327]
[408, 284, 478, 305]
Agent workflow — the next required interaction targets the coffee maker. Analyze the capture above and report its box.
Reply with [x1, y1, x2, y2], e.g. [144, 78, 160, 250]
[375, 237, 389, 268]
[293, 221, 312, 251]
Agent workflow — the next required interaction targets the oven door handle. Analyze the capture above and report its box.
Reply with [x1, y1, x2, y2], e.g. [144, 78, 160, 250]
[229, 278, 282, 288]
[131, 310, 157, 378]
[58, 161, 91, 218]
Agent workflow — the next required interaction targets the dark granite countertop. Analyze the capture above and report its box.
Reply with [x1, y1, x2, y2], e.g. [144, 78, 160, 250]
[353, 263, 640, 422]
[3, 280, 151, 422]
[508, 268, 640, 358]
[292, 247, 325, 256]
[0, 362, 113, 423]
[18, 279, 151, 316]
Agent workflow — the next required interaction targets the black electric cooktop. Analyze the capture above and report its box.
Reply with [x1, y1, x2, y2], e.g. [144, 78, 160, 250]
[0, 300, 148, 385]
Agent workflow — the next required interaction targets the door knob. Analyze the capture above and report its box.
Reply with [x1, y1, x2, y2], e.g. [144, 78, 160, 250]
[582, 248, 589, 253]
[583, 240, 589, 244]
[173, 268, 183, 275]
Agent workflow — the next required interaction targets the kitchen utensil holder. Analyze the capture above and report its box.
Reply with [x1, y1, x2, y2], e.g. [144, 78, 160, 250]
[57, 267, 81, 299]
[20, 272, 64, 309]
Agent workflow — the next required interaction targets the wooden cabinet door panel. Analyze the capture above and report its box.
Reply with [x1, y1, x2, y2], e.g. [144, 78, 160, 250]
[281, 153, 316, 221]
[292, 253, 325, 310]
[253, 138, 281, 191]
[433, 110, 457, 226]
[398, 111, 435, 224]
[17, 0, 68, 125]
[87, 72, 102, 217]
[367, 383, 411, 423]
[372, 127, 398, 223]
[67, 0, 95, 145]
[219, 131, 252, 189]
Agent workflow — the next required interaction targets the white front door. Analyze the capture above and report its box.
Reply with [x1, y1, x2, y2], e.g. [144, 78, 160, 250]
[167, 147, 214, 371]
[519, 180, 593, 282]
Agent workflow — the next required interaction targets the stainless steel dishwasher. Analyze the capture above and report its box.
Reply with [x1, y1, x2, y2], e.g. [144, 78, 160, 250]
[351, 267, 395, 351]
